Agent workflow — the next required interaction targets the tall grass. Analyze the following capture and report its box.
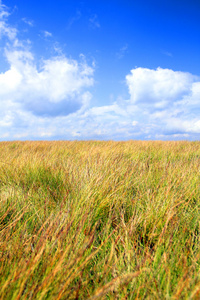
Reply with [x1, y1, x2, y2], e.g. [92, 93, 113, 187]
[0, 141, 200, 299]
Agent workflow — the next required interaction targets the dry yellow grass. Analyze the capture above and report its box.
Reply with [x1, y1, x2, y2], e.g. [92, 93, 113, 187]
[0, 140, 200, 299]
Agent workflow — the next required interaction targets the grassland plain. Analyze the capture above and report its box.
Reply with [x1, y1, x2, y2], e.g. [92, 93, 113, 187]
[0, 141, 200, 299]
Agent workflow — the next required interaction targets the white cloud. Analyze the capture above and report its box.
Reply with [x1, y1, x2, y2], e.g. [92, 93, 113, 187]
[0, 1, 8, 18]
[0, 1, 94, 120]
[183, 82, 200, 106]
[165, 119, 200, 134]
[0, 2, 17, 40]
[0, 1, 94, 140]
[42, 30, 52, 38]
[132, 121, 138, 126]
[125, 67, 200, 137]
[126, 67, 197, 106]
[0, 49, 94, 117]
[1, 62, 199, 140]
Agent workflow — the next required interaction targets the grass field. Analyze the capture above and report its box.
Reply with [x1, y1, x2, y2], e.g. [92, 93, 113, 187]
[0, 141, 200, 299]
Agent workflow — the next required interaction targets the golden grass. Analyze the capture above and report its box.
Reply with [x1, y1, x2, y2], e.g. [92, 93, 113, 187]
[0, 140, 200, 299]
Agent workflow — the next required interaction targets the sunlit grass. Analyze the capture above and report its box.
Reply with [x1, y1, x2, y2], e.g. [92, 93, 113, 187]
[0, 140, 200, 299]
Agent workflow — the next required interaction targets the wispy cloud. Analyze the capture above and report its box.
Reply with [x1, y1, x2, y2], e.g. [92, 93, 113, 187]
[0, 1, 9, 19]
[22, 17, 34, 27]
[116, 44, 128, 59]
[89, 14, 100, 29]
[0, 2, 17, 40]
[162, 50, 173, 57]
[41, 30, 52, 38]
[66, 10, 81, 30]
[53, 42, 64, 55]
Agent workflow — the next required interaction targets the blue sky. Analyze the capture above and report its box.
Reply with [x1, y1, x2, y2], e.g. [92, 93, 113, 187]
[0, 0, 200, 140]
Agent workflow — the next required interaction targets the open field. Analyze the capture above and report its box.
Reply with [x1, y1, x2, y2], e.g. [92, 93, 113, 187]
[0, 141, 200, 299]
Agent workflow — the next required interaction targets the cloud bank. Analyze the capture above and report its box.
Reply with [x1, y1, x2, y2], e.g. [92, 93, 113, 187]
[73, 67, 200, 140]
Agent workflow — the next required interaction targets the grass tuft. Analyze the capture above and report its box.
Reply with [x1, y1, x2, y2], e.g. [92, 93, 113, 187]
[0, 140, 200, 299]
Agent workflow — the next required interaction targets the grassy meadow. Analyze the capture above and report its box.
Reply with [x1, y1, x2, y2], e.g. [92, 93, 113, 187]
[0, 140, 200, 299]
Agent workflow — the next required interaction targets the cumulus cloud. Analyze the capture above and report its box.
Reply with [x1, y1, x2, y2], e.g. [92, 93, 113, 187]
[0, 2, 94, 120]
[0, 50, 94, 117]
[0, 1, 95, 141]
[126, 67, 197, 106]
[125, 67, 200, 137]
[64, 66, 199, 140]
